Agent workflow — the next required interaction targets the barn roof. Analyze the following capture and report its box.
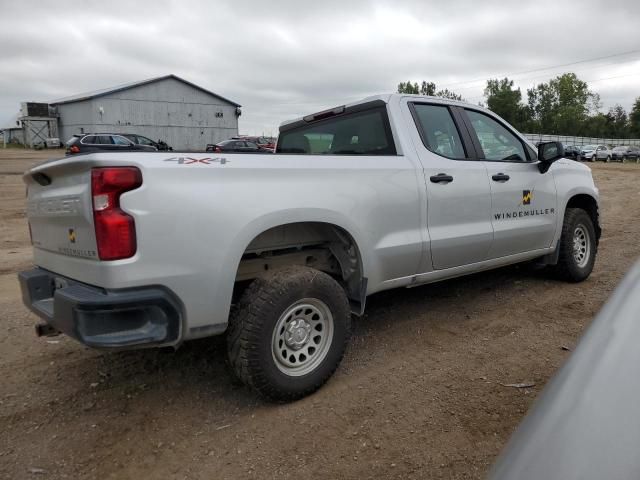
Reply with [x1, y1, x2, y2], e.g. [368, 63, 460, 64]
[49, 74, 241, 107]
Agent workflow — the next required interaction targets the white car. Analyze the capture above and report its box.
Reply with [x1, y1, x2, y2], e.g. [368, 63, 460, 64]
[580, 144, 611, 162]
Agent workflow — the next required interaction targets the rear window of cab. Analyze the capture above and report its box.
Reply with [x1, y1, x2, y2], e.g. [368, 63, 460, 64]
[277, 106, 396, 155]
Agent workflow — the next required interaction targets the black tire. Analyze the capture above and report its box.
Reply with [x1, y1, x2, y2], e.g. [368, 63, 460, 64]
[590, 155, 596, 162]
[227, 266, 351, 401]
[552, 208, 597, 282]
[605, 155, 611, 163]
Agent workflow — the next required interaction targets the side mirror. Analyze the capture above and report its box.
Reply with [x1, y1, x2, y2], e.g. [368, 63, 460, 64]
[537, 141, 564, 173]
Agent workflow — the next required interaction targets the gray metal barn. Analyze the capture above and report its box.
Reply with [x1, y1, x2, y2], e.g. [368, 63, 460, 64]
[51, 75, 241, 150]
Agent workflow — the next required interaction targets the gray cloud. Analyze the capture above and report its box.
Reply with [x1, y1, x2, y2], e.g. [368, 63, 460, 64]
[1, 0, 639, 135]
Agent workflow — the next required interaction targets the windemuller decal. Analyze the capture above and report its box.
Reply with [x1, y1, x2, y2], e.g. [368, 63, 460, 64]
[494, 188, 555, 220]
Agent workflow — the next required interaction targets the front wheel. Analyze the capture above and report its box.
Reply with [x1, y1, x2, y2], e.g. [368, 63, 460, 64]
[591, 155, 596, 162]
[552, 208, 597, 282]
[227, 266, 351, 401]
[605, 155, 611, 163]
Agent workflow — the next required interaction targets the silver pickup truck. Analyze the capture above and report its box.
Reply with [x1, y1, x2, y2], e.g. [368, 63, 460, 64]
[19, 94, 601, 400]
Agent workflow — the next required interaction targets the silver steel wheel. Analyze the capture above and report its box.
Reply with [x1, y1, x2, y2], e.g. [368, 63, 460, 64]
[271, 298, 334, 377]
[573, 224, 591, 268]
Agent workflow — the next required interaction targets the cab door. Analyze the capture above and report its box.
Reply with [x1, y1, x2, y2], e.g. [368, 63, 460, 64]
[460, 108, 558, 258]
[404, 101, 493, 271]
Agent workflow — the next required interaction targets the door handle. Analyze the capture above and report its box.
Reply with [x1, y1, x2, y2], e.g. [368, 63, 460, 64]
[492, 173, 510, 182]
[430, 173, 454, 184]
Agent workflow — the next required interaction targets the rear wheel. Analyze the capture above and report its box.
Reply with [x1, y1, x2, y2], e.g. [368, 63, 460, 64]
[227, 266, 351, 401]
[552, 208, 597, 282]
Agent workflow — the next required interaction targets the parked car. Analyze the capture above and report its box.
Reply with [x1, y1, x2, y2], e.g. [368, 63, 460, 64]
[121, 134, 173, 151]
[65, 134, 157, 155]
[563, 145, 581, 160]
[579, 144, 611, 162]
[20, 94, 600, 401]
[233, 136, 276, 151]
[205, 139, 271, 153]
[45, 138, 62, 148]
[611, 145, 640, 162]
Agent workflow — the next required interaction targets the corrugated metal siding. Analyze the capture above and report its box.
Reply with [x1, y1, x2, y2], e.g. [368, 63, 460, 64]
[57, 77, 239, 150]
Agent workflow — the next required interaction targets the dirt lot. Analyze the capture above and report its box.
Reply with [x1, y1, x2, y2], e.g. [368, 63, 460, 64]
[1, 149, 639, 479]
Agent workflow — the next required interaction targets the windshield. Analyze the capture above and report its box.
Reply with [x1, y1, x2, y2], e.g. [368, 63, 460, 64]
[613, 146, 627, 151]
[582, 145, 596, 150]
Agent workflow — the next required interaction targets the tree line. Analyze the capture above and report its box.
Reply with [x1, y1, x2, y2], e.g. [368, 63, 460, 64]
[398, 74, 640, 139]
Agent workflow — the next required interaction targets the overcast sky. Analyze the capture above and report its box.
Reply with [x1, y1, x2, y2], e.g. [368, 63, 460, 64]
[1, 0, 639, 135]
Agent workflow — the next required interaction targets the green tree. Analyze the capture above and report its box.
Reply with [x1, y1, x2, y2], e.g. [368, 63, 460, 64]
[630, 97, 640, 137]
[606, 105, 629, 138]
[484, 77, 531, 130]
[420, 81, 436, 96]
[581, 113, 609, 138]
[397, 81, 419, 94]
[527, 73, 594, 136]
[397, 81, 462, 100]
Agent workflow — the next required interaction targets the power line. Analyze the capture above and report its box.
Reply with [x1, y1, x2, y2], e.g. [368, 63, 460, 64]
[451, 55, 640, 94]
[267, 50, 640, 110]
[439, 49, 640, 89]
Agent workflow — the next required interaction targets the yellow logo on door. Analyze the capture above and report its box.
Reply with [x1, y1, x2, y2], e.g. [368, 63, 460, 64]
[522, 190, 533, 205]
[68, 228, 76, 243]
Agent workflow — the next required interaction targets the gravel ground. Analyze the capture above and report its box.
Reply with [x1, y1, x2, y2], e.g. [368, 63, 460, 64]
[1, 149, 639, 479]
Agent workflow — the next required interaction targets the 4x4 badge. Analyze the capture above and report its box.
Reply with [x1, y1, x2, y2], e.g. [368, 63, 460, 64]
[163, 157, 229, 165]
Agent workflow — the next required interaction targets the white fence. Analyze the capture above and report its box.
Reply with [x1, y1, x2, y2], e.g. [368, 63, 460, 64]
[524, 133, 640, 147]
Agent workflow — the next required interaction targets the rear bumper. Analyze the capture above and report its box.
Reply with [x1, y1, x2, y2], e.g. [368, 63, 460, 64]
[18, 267, 182, 349]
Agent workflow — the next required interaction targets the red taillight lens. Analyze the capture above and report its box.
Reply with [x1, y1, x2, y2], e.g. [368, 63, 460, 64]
[91, 167, 142, 260]
[69, 145, 80, 154]
[215, 146, 221, 152]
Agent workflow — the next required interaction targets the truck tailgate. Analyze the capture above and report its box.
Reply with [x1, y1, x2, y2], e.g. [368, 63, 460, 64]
[25, 158, 99, 261]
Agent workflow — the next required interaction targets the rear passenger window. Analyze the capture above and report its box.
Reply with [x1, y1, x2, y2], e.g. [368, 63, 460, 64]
[411, 104, 466, 159]
[112, 136, 131, 145]
[83, 136, 97, 144]
[277, 106, 396, 155]
[95, 136, 113, 145]
[466, 110, 527, 162]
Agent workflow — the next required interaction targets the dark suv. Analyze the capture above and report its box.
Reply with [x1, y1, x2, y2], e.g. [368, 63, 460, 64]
[563, 145, 581, 160]
[205, 139, 271, 153]
[121, 134, 173, 151]
[233, 136, 276, 151]
[65, 134, 158, 155]
[611, 146, 640, 162]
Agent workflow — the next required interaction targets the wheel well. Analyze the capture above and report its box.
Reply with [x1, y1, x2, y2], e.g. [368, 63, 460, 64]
[235, 222, 365, 313]
[566, 194, 601, 243]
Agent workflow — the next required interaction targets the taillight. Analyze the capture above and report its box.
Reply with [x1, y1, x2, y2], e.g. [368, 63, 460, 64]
[69, 145, 80, 154]
[91, 167, 142, 260]
[215, 146, 222, 152]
